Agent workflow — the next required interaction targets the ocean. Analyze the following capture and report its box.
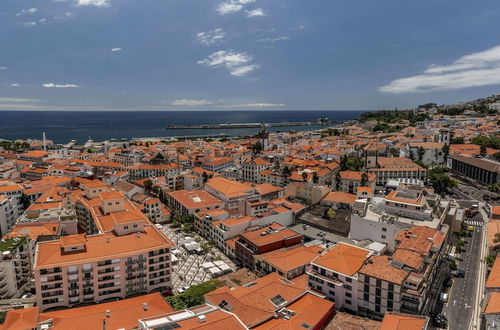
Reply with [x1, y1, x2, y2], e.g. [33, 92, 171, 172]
[0, 110, 370, 144]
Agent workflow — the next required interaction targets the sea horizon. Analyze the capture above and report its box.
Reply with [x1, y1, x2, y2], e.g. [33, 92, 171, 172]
[0, 110, 372, 144]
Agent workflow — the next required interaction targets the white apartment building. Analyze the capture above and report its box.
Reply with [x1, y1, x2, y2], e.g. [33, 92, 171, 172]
[242, 158, 271, 183]
[33, 223, 173, 312]
[0, 236, 31, 300]
[307, 243, 372, 313]
[0, 195, 18, 237]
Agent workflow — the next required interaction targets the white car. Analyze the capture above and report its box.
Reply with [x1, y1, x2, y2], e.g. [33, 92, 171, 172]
[439, 292, 449, 303]
[178, 286, 190, 294]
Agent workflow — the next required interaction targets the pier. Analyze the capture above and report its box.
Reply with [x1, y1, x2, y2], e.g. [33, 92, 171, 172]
[166, 118, 333, 129]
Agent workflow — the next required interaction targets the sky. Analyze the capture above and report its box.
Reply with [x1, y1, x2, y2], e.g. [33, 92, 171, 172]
[0, 0, 500, 111]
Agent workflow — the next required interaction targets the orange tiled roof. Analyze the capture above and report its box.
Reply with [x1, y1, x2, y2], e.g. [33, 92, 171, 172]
[322, 191, 357, 205]
[313, 243, 371, 277]
[360, 256, 408, 285]
[380, 313, 428, 330]
[258, 244, 323, 273]
[35, 226, 173, 269]
[38, 293, 173, 330]
[240, 223, 301, 247]
[486, 257, 500, 289]
[205, 272, 308, 327]
[253, 292, 335, 330]
[339, 171, 376, 182]
[0, 307, 39, 330]
[485, 292, 500, 314]
[205, 177, 253, 198]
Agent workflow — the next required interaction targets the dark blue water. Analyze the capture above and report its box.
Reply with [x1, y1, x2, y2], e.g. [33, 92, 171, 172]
[0, 110, 369, 144]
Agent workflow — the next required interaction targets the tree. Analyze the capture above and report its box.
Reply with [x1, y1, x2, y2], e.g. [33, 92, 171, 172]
[485, 256, 495, 268]
[417, 147, 425, 161]
[281, 166, 291, 179]
[340, 155, 348, 171]
[301, 172, 308, 182]
[409, 150, 415, 161]
[335, 172, 341, 191]
[487, 184, 499, 193]
[325, 208, 336, 219]
[166, 280, 223, 310]
[251, 141, 263, 155]
[20, 193, 31, 210]
[312, 172, 319, 184]
[442, 144, 450, 161]
[427, 167, 457, 195]
[493, 152, 500, 161]
[480, 144, 487, 157]
[143, 179, 153, 192]
[390, 148, 399, 157]
[360, 172, 369, 187]
[155, 152, 165, 159]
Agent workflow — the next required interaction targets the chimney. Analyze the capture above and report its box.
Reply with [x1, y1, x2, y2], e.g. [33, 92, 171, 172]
[198, 315, 206, 323]
[143, 303, 148, 311]
[105, 310, 110, 318]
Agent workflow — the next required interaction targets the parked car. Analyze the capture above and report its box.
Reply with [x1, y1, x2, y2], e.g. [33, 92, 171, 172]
[439, 292, 449, 303]
[178, 285, 190, 294]
[444, 277, 453, 288]
[454, 269, 465, 278]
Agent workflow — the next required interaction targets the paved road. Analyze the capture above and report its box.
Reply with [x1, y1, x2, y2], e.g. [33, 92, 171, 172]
[439, 221, 483, 329]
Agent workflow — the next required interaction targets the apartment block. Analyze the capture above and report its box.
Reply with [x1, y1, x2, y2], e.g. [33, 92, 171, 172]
[307, 243, 372, 312]
[34, 225, 173, 312]
[0, 236, 31, 299]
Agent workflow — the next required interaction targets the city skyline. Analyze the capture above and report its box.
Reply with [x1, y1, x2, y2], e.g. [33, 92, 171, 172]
[1, 0, 500, 110]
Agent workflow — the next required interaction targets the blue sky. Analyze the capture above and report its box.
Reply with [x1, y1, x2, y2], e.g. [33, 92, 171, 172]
[0, 0, 499, 110]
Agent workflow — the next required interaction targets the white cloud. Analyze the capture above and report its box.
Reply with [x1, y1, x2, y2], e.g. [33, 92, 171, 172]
[16, 8, 38, 16]
[39, 18, 47, 24]
[197, 50, 259, 76]
[229, 65, 259, 76]
[21, 21, 37, 27]
[216, 0, 254, 15]
[0, 66, 7, 70]
[0, 97, 40, 103]
[196, 28, 225, 46]
[257, 36, 290, 43]
[171, 99, 213, 106]
[75, 0, 110, 7]
[380, 45, 500, 93]
[110, 48, 122, 52]
[246, 8, 265, 17]
[43, 83, 80, 88]
[9, 83, 20, 87]
[239, 103, 285, 108]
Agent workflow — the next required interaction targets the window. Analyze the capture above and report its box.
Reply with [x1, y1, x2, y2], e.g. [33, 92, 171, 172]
[376, 279, 382, 288]
[375, 305, 380, 313]
[388, 283, 394, 291]
[376, 288, 381, 297]
[270, 295, 287, 306]
[388, 292, 394, 300]
[375, 297, 381, 305]
[381, 235, 386, 239]
[329, 290, 335, 296]
[133, 224, 138, 228]
[387, 300, 393, 309]
[364, 293, 369, 301]
[218, 300, 233, 311]
[346, 292, 352, 298]
[364, 284, 369, 293]
[124, 226, 129, 230]
[345, 299, 352, 305]
[382, 227, 387, 232]
[345, 277, 352, 283]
